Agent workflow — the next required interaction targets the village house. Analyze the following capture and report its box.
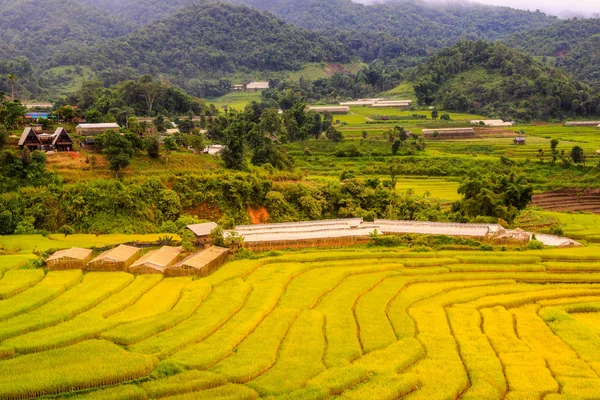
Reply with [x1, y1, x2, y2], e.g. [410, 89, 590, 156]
[75, 123, 120, 136]
[18, 127, 42, 151]
[18, 127, 74, 152]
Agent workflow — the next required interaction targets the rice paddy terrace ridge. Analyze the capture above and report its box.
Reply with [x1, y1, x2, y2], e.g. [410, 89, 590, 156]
[2, 246, 600, 399]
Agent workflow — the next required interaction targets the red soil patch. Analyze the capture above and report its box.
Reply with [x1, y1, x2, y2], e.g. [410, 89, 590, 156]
[185, 202, 222, 221]
[249, 207, 269, 224]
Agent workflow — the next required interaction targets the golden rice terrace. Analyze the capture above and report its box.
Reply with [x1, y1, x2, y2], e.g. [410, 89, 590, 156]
[3, 247, 600, 399]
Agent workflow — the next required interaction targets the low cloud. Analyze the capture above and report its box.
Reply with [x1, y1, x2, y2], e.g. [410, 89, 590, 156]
[352, 0, 600, 18]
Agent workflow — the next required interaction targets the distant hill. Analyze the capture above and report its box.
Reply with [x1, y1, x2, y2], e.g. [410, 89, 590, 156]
[227, 0, 559, 64]
[505, 18, 600, 56]
[412, 40, 599, 120]
[75, 0, 200, 25]
[59, 2, 351, 87]
[0, 0, 133, 99]
[76, 0, 560, 68]
[504, 19, 600, 89]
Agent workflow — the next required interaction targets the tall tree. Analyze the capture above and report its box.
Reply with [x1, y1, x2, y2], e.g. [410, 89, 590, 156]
[102, 131, 133, 178]
[6, 74, 17, 100]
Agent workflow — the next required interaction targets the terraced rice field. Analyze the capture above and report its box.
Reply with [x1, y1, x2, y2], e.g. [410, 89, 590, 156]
[3, 248, 600, 399]
[533, 189, 600, 214]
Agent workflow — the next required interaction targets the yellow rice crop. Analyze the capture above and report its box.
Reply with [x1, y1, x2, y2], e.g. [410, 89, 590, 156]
[0, 269, 44, 300]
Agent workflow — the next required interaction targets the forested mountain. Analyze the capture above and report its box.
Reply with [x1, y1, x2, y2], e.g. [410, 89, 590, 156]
[227, 0, 558, 66]
[0, 0, 133, 63]
[505, 18, 600, 56]
[0, 0, 133, 98]
[75, 0, 200, 25]
[412, 40, 599, 120]
[504, 19, 600, 89]
[58, 3, 351, 88]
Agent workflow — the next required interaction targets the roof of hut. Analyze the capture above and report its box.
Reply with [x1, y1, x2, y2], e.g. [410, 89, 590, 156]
[18, 127, 41, 146]
[169, 246, 229, 271]
[90, 244, 140, 263]
[46, 247, 92, 262]
[187, 222, 218, 237]
[130, 246, 182, 272]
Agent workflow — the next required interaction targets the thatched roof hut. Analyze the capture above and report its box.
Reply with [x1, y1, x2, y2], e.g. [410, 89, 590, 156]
[46, 248, 93, 270]
[18, 127, 42, 151]
[129, 246, 182, 275]
[165, 246, 229, 277]
[87, 245, 141, 272]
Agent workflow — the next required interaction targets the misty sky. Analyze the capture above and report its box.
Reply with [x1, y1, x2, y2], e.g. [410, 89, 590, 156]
[474, 0, 600, 17]
[354, 0, 600, 17]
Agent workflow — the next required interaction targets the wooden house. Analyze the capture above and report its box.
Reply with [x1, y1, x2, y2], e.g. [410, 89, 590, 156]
[129, 246, 182, 274]
[46, 248, 93, 270]
[50, 128, 74, 151]
[165, 246, 229, 277]
[18, 127, 42, 151]
[87, 245, 141, 271]
[76, 123, 120, 136]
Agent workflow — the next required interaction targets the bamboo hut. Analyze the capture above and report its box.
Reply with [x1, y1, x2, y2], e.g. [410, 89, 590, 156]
[129, 246, 182, 275]
[87, 245, 141, 271]
[46, 248, 93, 270]
[165, 246, 229, 277]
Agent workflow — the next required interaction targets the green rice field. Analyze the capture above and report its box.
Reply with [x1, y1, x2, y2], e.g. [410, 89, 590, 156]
[2, 246, 600, 399]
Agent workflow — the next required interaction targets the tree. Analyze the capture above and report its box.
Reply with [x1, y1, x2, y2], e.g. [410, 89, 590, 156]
[85, 109, 103, 123]
[453, 168, 533, 223]
[153, 115, 167, 133]
[222, 118, 248, 171]
[431, 109, 439, 120]
[362, 130, 368, 140]
[102, 131, 133, 178]
[57, 105, 76, 122]
[570, 146, 585, 164]
[139, 75, 162, 113]
[0, 126, 7, 149]
[550, 139, 559, 164]
[7, 74, 17, 100]
[537, 149, 544, 163]
[391, 139, 402, 155]
[259, 108, 282, 140]
[440, 113, 451, 121]
[326, 126, 343, 142]
[144, 129, 160, 159]
[163, 136, 178, 167]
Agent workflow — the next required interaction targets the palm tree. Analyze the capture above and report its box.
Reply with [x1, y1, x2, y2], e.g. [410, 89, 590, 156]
[7, 74, 17, 100]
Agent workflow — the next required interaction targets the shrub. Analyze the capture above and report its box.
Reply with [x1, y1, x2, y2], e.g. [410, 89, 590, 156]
[528, 240, 545, 250]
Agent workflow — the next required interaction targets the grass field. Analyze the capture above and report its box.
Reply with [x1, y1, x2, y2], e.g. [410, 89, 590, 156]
[2, 246, 600, 398]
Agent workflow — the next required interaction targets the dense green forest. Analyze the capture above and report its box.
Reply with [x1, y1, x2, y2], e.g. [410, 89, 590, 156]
[228, 0, 558, 66]
[504, 19, 600, 89]
[60, 3, 351, 91]
[412, 40, 599, 120]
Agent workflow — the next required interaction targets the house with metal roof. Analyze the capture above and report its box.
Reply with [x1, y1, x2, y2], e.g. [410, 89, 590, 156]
[75, 123, 120, 136]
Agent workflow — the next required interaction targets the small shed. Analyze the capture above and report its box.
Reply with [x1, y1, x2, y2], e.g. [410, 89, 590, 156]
[129, 246, 182, 274]
[87, 245, 141, 271]
[204, 145, 224, 155]
[513, 137, 526, 145]
[165, 246, 229, 277]
[46, 248, 93, 270]
[76, 123, 120, 136]
[18, 127, 42, 151]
